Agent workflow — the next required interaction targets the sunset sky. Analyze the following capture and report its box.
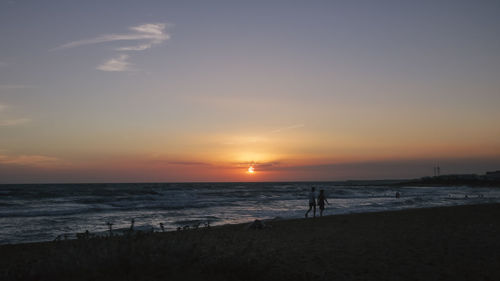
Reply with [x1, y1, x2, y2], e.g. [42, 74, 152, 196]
[1, 0, 499, 183]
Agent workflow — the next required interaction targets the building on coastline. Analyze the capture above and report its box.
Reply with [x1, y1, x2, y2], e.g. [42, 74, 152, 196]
[418, 170, 500, 185]
[485, 171, 500, 180]
[436, 174, 479, 180]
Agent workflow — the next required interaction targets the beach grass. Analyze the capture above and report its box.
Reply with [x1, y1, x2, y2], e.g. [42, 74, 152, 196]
[1, 203, 500, 281]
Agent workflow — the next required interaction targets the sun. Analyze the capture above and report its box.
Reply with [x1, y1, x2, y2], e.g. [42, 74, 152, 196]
[247, 166, 255, 174]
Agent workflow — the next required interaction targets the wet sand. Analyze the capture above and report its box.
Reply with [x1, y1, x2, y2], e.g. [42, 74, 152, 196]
[1, 203, 500, 281]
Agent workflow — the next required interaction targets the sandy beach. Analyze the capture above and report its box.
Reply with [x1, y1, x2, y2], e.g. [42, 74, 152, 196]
[1, 203, 499, 281]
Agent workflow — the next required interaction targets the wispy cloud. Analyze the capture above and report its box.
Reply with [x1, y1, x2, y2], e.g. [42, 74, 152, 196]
[0, 103, 31, 127]
[271, 123, 305, 133]
[54, 23, 169, 51]
[116, 44, 153, 51]
[0, 154, 63, 168]
[54, 23, 170, 71]
[0, 118, 30, 127]
[230, 161, 282, 171]
[168, 161, 211, 166]
[96, 54, 131, 72]
[245, 161, 280, 167]
[144, 155, 213, 167]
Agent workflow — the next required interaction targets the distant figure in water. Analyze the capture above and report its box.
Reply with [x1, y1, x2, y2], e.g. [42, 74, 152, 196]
[305, 187, 317, 218]
[395, 192, 401, 198]
[317, 189, 329, 217]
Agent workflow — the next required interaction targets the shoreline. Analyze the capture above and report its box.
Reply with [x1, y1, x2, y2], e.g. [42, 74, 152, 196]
[1, 200, 498, 245]
[2, 203, 500, 280]
[2, 200, 497, 246]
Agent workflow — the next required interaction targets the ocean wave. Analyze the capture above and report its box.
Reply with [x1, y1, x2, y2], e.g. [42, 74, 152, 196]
[0, 199, 242, 218]
[0, 206, 102, 218]
[2, 183, 500, 244]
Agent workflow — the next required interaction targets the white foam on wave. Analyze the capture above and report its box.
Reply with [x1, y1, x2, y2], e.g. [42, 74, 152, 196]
[1, 183, 500, 244]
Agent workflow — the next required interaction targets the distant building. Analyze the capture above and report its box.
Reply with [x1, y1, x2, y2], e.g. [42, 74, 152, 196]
[485, 171, 500, 180]
[438, 174, 478, 180]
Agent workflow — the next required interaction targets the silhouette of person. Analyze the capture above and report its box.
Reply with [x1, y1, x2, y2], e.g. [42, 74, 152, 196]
[305, 187, 317, 218]
[395, 191, 401, 198]
[317, 189, 329, 217]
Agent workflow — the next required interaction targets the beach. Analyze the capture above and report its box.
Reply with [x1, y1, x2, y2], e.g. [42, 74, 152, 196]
[1, 203, 499, 281]
[3, 182, 498, 245]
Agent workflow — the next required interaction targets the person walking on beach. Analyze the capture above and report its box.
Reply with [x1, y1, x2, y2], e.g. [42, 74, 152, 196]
[305, 187, 317, 218]
[317, 189, 329, 217]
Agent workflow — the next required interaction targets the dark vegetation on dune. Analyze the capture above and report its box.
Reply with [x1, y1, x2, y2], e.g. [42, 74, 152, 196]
[2, 204, 500, 281]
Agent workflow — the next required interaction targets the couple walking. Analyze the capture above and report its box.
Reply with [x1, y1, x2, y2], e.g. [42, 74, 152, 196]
[305, 187, 329, 218]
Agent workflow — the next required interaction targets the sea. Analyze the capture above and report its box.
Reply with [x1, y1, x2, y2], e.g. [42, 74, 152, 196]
[1, 182, 500, 245]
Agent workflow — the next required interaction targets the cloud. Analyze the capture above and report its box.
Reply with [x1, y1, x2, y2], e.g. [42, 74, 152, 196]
[54, 23, 169, 51]
[54, 23, 170, 71]
[271, 123, 305, 133]
[0, 154, 63, 168]
[130, 23, 165, 35]
[116, 44, 153, 51]
[0, 103, 30, 127]
[168, 161, 211, 166]
[0, 61, 7, 67]
[0, 118, 31, 127]
[232, 161, 281, 169]
[96, 54, 131, 72]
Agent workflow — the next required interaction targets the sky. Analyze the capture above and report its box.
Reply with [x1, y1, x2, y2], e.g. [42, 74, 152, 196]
[1, 0, 499, 183]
